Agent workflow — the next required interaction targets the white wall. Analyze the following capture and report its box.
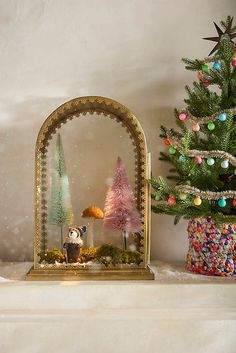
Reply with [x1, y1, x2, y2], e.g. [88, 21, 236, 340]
[0, 0, 235, 261]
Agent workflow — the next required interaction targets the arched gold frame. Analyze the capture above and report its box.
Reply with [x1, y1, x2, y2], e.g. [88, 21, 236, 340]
[27, 96, 154, 280]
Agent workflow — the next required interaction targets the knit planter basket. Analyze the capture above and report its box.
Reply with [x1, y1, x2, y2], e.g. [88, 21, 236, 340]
[186, 217, 236, 276]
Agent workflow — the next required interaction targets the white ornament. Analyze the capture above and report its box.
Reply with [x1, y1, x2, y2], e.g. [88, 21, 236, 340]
[221, 160, 229, 169]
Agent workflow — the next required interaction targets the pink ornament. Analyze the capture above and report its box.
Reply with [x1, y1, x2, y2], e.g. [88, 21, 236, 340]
[232, 59, 236, 68]
[168, 196, 176, 205]
[192, 123, 200, 132]
[195, 156, 202, 165]
[179, 113, 187, 121]
[197, 71, 204, 80]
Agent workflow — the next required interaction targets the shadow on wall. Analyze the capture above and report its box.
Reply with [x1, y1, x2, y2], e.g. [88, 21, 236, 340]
[145, 105, 189, 262]
[146, 107, 188, 262]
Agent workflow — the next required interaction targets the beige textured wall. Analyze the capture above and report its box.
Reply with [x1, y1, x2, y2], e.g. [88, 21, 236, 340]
[0, 0, 235, 261]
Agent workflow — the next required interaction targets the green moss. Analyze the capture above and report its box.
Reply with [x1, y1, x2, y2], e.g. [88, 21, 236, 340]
[95, 244, 121, 265]
[80, 247, 98, 262]
[39, 245, 141, 266]
[120, 250, 141, 265]
[39, 248, 66, 264]
[95, 244, 141, 266]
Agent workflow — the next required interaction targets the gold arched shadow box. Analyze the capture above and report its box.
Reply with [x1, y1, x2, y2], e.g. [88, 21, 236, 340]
[27, 96, 154, 280]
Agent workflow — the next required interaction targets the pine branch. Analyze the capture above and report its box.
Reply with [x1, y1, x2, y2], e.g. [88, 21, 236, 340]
[182, 58, 203, 71]
[220, 16, 236, 34]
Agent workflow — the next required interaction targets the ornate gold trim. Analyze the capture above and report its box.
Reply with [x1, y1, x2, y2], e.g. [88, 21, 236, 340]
[26, 266, 154, 281]
[30, 96, 152, 280]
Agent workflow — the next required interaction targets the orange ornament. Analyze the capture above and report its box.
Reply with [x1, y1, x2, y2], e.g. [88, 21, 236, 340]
[233, 199, 236, 207]
[164, 138, 170, 145]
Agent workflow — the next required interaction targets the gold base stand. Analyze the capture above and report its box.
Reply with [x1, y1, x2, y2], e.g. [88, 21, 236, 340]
[26, 266, 154, 281]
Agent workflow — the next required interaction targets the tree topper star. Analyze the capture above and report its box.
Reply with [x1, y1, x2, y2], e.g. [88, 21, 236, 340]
[203, 17, 236, 56]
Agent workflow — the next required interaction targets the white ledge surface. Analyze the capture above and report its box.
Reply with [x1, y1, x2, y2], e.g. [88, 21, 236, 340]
[0, 261, 236, 353]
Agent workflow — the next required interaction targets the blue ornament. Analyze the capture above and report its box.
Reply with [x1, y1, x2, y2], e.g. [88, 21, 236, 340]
[221, 160, 229, 169]
[213, 62, 221, 70]
[218, 198, 226, 207]
[179, 155, 186, 162]
[218, 113, 227, 122]
[207, 158, 215, 166]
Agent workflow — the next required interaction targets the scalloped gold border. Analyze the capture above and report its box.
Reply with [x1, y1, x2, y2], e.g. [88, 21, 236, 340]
[34, 96, 151, 272]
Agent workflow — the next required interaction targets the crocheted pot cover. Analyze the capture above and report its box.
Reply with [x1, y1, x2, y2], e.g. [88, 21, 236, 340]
[186, 217, 236, 276]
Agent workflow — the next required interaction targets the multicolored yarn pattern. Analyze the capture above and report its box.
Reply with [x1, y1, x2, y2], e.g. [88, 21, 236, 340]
[186, 217, 236, 276]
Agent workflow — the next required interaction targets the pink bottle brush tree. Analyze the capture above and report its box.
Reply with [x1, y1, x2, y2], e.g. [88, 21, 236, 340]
[103, 157, 141, 250]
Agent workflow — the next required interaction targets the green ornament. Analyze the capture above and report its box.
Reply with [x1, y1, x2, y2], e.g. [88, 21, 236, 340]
[202, 63, 209, 72]
[207, 158, 215, 166]
[179, 193, 187, 201]
[155, 193, 162, 201]
[168, 146, 176, 155]
[207, 122, 215, 131]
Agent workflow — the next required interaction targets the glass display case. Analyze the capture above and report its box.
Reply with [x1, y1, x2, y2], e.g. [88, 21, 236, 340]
[27, 96, 154, 280]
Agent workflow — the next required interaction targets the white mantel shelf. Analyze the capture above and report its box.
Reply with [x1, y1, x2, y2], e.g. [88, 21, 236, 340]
[0, 261, 236, 353]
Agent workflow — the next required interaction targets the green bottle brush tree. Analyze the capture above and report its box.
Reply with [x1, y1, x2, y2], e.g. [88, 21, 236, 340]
[48, 133, 74, 249]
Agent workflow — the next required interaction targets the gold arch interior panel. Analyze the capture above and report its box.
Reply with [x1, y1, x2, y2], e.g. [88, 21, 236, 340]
[27, 96, 154, 280]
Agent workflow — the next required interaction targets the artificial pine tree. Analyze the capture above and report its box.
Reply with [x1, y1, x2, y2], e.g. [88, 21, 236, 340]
[103, 157, 141, 250]
[151, 16, 236, 225]
[48, 133, 74, 250]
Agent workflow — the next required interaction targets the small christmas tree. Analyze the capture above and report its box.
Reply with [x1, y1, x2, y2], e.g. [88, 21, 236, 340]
[103, 157, 141, 249]
[151, 16, 236, 224]
[48, 133, 74, 249]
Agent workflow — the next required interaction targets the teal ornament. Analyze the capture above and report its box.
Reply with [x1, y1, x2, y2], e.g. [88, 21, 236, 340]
[169, 146, 176, 155]
[179, 155, 186, 162]
[207, 158, 215, 166]
[207, 122, 215, 131]
[221, 160, 229, 169]
[213, 62, 221, 70]
[202, 63, 209, 72]
[218, 113, 227, 122]
[218, 198, 226, 207]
